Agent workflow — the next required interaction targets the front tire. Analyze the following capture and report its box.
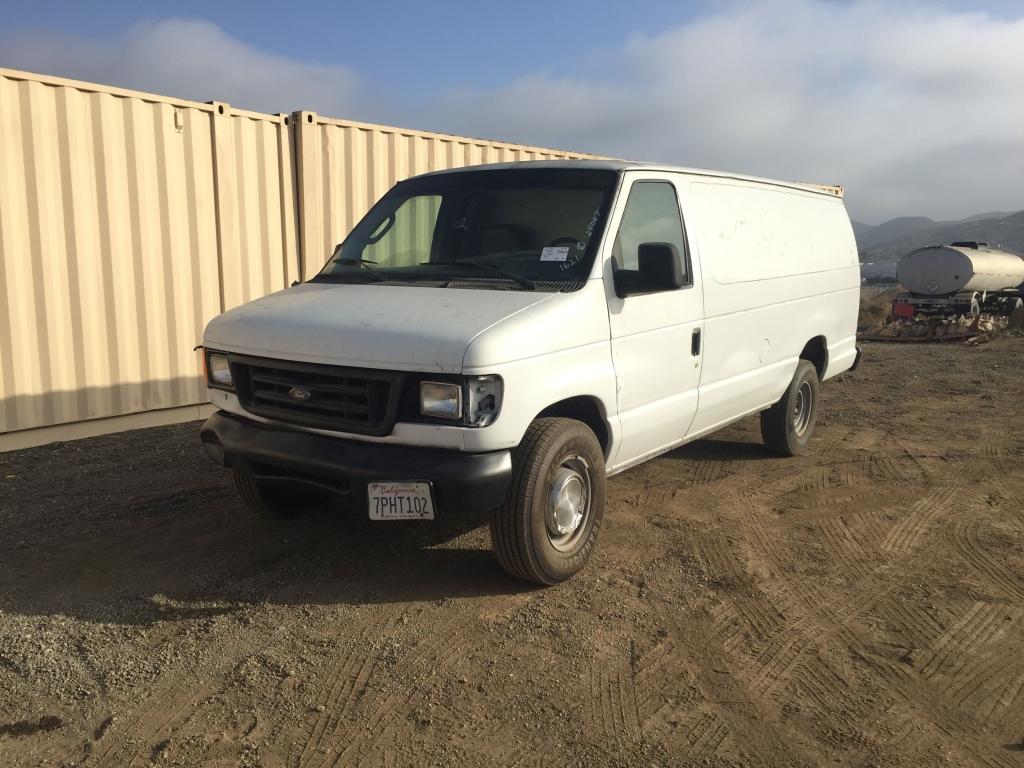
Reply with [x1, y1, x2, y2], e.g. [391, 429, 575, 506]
[761, 360, 820, 456]
[490, 418, 606, 585]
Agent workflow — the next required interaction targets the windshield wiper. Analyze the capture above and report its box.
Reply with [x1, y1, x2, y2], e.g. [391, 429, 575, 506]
[452, 258, 536, 290]
[330, 257, 388, 282]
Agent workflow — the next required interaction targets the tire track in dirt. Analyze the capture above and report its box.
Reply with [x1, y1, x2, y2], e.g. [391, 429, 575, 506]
[991, 479, 1024, 521]
[977, 666, 1024, 727]
[791, 578, 1023, 768]
[918, 602, 1007, 682]
[948, 655, 1024, 733]
[631, 636, 687, 724]
[801, 489, 877, 511]
[804, 456, 871, 493]
[815, 516, 873, 580]
[896, 439, 941, 480]
[657, 615, 794, 765]
[814, 426, 853, 458]
[854, 507, 892, 546]
[915, 602, 1024, 732]
[588, 666, 642, 740]
[296, 607, 405, 768]
[706, 503, 845, 702]
[638, 481, 678, 524]
[839, 427, 886, 452]
[678, 710, 729, 761]
[689, 458, 726, 487]
[640, 554, 808, 766]
[870, 453, 911, 482]
[88, 679, 215, 768]
[318, 601, 486, 768]
[745, 620, 819, 698]
[698, 534, 785, 656]
[882, 486, 958, 554]
[948, 518, 1024, 602]
[788, 589, 1019, 768]
[711, 493, 1009, 764]
[980, 443, 1024, 474]
[742, 581, 882, 702]
[786, 653, 862, 719]
[869, 591, 948, 648]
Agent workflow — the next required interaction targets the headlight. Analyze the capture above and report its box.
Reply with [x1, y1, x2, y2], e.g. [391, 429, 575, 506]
[465, 375, 502, 427]
[420, 381, 462, 419]
[206, 352, 234, 389]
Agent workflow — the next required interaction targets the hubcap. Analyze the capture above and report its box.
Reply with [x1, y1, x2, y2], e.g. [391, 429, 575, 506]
[546, 455, 591, 551]
[793, 381, 813, 436]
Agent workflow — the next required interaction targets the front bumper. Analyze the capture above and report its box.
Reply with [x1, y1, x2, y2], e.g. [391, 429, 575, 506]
[851, 344, 863, 371]
[200, 412, 512, 514]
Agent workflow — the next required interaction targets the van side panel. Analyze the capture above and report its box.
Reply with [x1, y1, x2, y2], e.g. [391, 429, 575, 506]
[683, 179, 859, 437]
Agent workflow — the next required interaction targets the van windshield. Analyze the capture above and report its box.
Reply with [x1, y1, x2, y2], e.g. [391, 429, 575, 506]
[314, 168, 618, 291]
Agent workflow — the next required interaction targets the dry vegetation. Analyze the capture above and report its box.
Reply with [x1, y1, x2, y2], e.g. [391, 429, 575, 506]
[858, 286, 899, 326]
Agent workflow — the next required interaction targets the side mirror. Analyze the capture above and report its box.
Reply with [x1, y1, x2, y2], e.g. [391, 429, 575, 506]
[614, 242, 684, 297]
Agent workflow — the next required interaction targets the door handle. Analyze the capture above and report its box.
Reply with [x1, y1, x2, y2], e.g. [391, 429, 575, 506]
[691, 328, 701, 356]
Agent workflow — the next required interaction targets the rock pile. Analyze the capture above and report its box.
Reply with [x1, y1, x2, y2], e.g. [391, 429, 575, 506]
[859, 314, 1009, 342]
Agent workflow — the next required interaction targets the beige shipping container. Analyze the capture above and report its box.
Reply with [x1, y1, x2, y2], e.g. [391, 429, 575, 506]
[0, 70, 223, 443]
[0, 67, 598, 450]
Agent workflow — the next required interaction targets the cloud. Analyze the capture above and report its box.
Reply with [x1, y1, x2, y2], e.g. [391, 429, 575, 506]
[420, 1, 1024, 223]
[0, 18, 360, 116]
[2, 4, 1023, 222]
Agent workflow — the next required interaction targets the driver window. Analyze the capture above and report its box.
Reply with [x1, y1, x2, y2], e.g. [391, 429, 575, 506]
[613, 182, 688, 281]
[362, 195, 441, 267]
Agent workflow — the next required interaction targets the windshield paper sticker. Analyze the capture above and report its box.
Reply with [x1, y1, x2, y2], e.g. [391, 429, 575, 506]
[540, 246, 570, 262]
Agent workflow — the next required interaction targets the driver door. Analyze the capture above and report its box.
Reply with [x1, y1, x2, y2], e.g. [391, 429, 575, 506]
[606, 175, 704, 468]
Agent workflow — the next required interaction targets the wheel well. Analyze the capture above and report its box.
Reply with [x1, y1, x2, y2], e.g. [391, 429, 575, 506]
[536, 397, 610, 455]
[800, 336, 828, 379]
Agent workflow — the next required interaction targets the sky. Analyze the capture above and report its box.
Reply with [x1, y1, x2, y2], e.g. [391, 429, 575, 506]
[1, 0, 1022, 224]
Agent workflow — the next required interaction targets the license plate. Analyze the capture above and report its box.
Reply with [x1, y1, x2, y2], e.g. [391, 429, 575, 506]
[367, 482, 435, 520]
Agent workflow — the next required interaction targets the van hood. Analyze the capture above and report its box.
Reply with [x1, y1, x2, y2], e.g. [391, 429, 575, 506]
[203, 282, 557, 373]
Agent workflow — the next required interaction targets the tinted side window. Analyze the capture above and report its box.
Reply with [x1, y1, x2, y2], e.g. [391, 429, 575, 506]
[612, 182, 688, 281]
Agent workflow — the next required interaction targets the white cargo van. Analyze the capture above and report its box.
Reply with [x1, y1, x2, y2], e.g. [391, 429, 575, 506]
[200, 160, 861, 584]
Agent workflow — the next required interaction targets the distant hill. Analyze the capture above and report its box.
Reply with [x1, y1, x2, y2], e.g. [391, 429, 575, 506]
[856, 210, 1024, 263]
[958, 211, 1014, 223]
[853, 216, 938, 251]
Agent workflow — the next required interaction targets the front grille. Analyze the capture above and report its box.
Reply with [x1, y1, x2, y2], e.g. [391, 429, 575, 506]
[231, 355, 402, 436]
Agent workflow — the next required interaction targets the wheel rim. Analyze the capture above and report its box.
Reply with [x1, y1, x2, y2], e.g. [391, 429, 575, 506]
[792, 380, 814, 437]
[546, 455, 591, 551]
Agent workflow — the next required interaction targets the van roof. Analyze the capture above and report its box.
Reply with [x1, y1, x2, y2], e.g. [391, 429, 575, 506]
[411, 159, 844, 199]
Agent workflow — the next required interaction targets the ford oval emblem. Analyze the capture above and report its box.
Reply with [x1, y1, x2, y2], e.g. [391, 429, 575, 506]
[288, 386, 312, 402]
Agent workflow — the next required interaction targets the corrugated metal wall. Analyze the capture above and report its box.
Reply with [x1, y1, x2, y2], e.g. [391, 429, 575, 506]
[212, 104, 300, 309]
[0, 67, 596, 448]
[0, 72, 222, 435]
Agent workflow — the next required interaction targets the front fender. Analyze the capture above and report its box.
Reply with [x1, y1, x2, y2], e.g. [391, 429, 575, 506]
[460, 340, 619, 455]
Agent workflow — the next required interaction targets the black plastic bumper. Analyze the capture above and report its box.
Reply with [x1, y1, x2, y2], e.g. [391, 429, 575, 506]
[200, 412, 512, 514]
[851, 344, 864, 371]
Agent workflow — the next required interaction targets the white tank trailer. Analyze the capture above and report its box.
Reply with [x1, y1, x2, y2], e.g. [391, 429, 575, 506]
[898, 242, 1024, 296]
[893, 242, 1024, 317]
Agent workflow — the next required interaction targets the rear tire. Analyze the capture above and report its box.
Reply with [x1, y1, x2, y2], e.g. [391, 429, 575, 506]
[761, 360, 820, 456]
[233, 469, 324, 519]
[490, 418, 606, 585]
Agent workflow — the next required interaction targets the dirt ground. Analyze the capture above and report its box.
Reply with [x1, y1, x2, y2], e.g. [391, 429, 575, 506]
[1, 338, 1023, 768]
